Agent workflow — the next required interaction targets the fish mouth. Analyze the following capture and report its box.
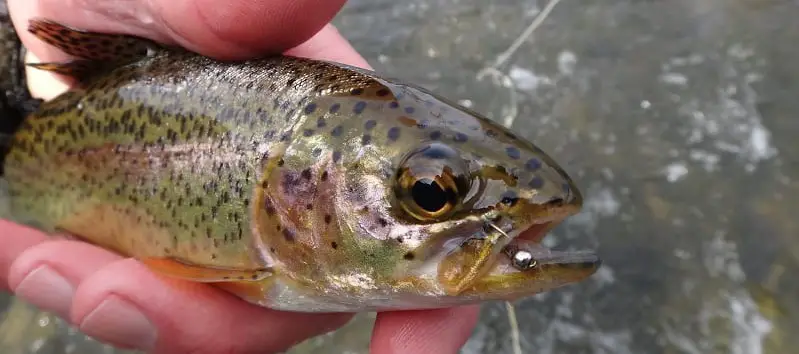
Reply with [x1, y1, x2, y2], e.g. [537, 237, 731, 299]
[484, 220, 600, 298]
[514, 221, 556, 243]
[439, 219, 601, 300]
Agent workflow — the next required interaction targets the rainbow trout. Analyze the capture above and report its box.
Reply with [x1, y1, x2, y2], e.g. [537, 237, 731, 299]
[0, 18, 600, 312]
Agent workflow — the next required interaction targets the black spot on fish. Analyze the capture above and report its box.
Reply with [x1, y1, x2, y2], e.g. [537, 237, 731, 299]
[361, 134, 372, 145]
[303, 129, 315, 137]
[282, 228, 295, 242]
[403, 252, 415, 260]
[525, 158, 542, 171]
[306, 203, 313, 210]
[528, 176, 544, 188]
[429, 131, 442, 140]
[331, 125, 343, 137]
[454, 133, 468, 143]
[364, 120, 377, 130]
[301, 168, 312, 180]
[387, 127, 401, 141]
[332, 151, 342, 163]
[350, 88, 364, 95]
[354, 101, 367, 114]
[505, 146, 521, 160]
[389, 101, 399, 109]
[376, 88, 390, 96]
[404, 107, 415, 114]
[304, 102, 317, 114]
[277, 159, 285, 167]
[486, 129, 497, 138]
[378, 218, 388, 227]
[321, 171, 329, 181]
[317, 118, 327, 128]
[324, 214, 332, 224]
[331, 241, 338, 249]
[330, 103, 341, 114]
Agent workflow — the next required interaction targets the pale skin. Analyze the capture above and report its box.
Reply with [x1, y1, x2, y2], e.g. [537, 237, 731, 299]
[0, 0, 481, 352]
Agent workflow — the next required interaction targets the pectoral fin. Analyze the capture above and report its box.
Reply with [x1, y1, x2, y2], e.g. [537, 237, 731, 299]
[214, 281, 271, 302]
[141, 257, 272, 283]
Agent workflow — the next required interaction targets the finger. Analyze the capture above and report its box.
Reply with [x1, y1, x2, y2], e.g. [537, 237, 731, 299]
[6, 239, 122, 318]
[8, 0, 360, 62]
[0, 219, 49, 291]
[8, 242, 352, 353]
[370, 306, 481, 354]
[74, 259, 352, 353]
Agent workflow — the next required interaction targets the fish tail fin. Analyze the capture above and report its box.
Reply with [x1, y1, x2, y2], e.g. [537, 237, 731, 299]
[26, 18, 163, 83]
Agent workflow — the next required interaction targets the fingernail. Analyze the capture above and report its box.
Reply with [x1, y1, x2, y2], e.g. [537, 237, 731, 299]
[80, 295, 157, 350]
[14, 265, 74, 319]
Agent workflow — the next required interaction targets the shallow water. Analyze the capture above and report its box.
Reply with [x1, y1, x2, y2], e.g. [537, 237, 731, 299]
[2, 0, 798, 353]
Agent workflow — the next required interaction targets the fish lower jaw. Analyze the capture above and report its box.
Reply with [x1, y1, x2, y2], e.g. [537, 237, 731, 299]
[452, 219, 599, 299]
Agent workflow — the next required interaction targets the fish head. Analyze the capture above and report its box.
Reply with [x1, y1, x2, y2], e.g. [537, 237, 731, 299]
[275, 80, 599, 309]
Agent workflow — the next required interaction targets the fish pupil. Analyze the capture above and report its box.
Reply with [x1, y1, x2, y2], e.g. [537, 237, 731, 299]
[412, 178, 448, 212]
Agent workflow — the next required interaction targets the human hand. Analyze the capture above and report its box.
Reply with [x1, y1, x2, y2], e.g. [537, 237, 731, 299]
[1, 1, 480, 352]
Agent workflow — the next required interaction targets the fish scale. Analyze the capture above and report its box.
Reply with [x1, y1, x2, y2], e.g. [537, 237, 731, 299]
[0, 18, 600, 312]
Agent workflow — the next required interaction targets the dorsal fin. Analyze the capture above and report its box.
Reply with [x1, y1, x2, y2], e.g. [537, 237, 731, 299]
[26, 18, 164, 83]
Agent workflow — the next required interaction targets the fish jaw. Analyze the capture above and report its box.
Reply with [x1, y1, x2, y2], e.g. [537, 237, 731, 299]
[428, 198, 598, 299]
[455, 221, 600, 301]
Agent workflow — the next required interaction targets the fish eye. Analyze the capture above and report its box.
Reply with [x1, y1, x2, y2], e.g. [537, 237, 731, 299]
[394, 142, 473, 222]
[411, 177, 452, 213]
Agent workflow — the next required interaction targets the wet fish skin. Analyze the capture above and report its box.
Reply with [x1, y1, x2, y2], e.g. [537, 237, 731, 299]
[0, 18, 599, 312]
